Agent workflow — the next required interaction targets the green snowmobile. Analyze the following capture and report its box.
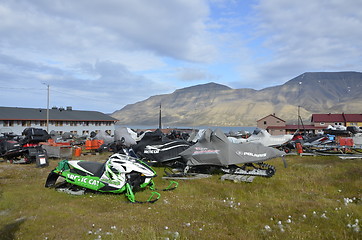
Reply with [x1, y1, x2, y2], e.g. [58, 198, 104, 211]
[45, 153, 177, 203]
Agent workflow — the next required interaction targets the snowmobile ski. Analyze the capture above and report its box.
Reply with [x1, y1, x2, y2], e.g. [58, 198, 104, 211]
[221, 162, 276, 178]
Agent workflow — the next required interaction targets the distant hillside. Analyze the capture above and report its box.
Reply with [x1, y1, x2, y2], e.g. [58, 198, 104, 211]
[111, 72, 362, 126]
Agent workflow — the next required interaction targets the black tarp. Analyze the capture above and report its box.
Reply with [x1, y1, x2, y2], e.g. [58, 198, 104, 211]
[179, 129, 284, 166]
[22, 128, 50, 144]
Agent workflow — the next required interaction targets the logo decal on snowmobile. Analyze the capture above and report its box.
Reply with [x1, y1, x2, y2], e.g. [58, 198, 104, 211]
[67, 173, 100, 186]
[193, 147, 220, 155]
[236, 151, 267, 158]
[144, 148, 160, 154]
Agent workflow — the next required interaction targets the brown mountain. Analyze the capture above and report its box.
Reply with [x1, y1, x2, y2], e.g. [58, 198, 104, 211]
[111, 72, 362, 127]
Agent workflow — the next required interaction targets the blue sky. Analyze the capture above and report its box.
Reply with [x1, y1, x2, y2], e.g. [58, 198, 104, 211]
[0, 0, 361, 113]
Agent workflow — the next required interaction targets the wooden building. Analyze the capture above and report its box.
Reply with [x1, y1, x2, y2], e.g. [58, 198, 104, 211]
[257, 113, 324, 135]
[256, 114, 287, 135]
[311, 113, 362, 128]
[257, 113, 362, 136]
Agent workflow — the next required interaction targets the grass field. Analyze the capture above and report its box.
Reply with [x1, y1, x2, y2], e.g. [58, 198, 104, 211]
[0, 153, 361, 240]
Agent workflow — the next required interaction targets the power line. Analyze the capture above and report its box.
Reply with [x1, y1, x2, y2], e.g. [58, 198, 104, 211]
[0, 85, 118, 106]
[50, 88, 115, 103]
[0, 86, 45, 91]
[0, 86, 107, 102]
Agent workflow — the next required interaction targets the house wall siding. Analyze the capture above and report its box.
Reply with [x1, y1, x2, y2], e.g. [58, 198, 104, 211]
[346, 122, 362, 127]
[257, 115, 285, 129]
[0, 107, 118, 136]
[257, 115, 286, 135]
[1, 120, 115, 136]
[269, 129, 286, 135]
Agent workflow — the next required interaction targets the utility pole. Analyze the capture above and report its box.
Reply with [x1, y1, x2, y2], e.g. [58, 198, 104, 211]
[298, 81, 302, 130]
[42, 83, 50, 132]
[47, 84, 49, 132]
[158, 103, 162, 129]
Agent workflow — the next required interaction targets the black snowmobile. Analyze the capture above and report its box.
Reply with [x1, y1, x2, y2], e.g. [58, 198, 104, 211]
[131, 129, 192, 168]
[0, 128, 49, 165]
[0, 132, 22, 160]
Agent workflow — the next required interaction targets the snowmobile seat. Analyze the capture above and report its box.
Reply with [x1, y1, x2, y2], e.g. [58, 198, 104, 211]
[78, 161, 105, 177]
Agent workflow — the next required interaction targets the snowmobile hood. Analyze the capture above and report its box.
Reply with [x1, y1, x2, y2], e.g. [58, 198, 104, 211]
[108, 153, 156, 177]
[241, 129, 293, 147]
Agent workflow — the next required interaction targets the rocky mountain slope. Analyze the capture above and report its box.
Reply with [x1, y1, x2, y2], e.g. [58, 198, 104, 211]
[111, 72, 362, 126]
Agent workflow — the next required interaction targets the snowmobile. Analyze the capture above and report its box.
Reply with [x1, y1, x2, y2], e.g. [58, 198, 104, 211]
[0, 128, 49, 165]
[228, 128, 293, 151]
[132, 129, 191, 168]
[0, 132, 22, 160]
[165, 129, 286, 180]
[45, 153, 178, 203]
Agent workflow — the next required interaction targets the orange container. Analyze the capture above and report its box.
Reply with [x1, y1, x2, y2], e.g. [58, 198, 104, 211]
[85, 140, 92, 150]
[85, 140, 104, 150]
[296, 142, 303, 154]
[339, 138, 354, 146]
[74, 147, 82, 157]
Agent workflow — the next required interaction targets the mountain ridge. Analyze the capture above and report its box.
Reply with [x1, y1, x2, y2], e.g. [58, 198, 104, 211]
[111, 72, 362, 126]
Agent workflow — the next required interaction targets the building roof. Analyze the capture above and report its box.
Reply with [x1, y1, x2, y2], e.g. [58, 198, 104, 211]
[0, 106, 118, 122]
[257, 114, 286, 123]
[311, 113, 362, 123]
[344, 114, 362, 122]
[267, 125, 325, 130]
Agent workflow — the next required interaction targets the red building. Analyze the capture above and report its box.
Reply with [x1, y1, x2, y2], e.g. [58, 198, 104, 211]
[257, 113, 362, 136]
[311, 113, 362, 128]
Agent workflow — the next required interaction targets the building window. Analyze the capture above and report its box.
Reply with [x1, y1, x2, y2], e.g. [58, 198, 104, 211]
[21, 121, 31, 126]
[264, 121, 267, 125]
[55, 121, 63, 127]
[320, 122, 325, 125]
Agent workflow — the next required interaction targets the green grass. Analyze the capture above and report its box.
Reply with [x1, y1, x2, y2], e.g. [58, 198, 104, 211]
[0, 153, 361, 239]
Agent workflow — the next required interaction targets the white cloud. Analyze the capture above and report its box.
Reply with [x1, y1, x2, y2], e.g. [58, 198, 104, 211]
[0, 0, 216, 63]
[0, 0, 219, 112]
[247, 0, 362, 86]
[0, 0, 361, 112]
[176, 67, 219, 81]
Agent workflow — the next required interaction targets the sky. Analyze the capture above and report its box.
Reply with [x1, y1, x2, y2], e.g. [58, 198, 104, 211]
[1, 0, 361, 114]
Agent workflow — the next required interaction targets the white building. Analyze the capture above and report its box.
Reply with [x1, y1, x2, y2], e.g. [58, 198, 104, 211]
[0, 106, 118, 136]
